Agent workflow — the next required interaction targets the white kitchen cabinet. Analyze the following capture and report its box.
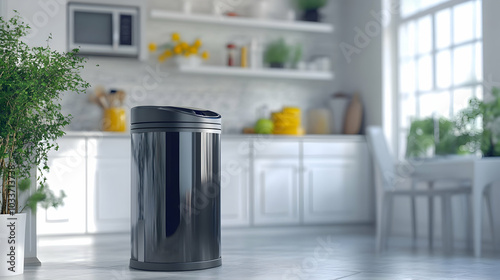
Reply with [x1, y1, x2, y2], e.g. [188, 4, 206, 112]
[253, 140, 300, 226]
[37, 138, 87, 235]
[253, 158, 300, 225]
[39, 134, 372, 234]
[221, 140, 250, 226]
[87, 138, 131, 233]
[302, 141, 372, 224]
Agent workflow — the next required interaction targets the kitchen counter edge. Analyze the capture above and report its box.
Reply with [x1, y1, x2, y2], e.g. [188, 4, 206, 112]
[63, 131, 366, 142]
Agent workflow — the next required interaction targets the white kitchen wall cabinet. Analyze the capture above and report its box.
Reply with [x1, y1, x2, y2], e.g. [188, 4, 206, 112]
[253, 140, 300, 225]
[37, 138, 87, 235]
[302, 141, 372, 224]
[220, 139, 251, 226]
[86, 138, 131, 233]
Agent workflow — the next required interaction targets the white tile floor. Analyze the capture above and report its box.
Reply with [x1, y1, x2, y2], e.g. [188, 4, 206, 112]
[15, 226, 500, 279]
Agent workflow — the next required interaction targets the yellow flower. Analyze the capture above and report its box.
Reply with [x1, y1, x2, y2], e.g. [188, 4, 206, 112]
[173, 45, 183, 54]
[171, 32, 180, 42]
[148, 43, 157, 52]
[180, 41, 189, 50]
[188, 46, 198, 55]
[164, 49, 173, 57]
[193, 39, 202, 48]
[201, 51, 209, 60]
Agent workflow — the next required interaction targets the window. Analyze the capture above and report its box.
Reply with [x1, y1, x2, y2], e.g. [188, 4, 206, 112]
[396, 0, 482, 157]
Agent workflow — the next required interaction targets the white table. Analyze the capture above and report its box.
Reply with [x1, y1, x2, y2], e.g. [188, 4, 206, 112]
[411, 157, 500, 257]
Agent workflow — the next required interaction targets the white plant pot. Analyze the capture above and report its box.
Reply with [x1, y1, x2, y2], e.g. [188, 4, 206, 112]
[0, 213, 26, 276]
[175, 55, 202, 67]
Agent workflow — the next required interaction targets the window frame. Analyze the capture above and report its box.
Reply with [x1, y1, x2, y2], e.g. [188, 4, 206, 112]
[392, 0, 483, 158]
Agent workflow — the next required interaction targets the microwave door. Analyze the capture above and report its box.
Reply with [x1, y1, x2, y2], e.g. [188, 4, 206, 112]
[74, 11, 113, 47]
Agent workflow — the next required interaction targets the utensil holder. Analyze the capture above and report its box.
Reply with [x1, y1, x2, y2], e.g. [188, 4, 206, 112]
[102, 108, 126, 132]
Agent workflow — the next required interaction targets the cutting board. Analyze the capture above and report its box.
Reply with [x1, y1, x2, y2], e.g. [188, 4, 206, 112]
[343, 94, 363, 134]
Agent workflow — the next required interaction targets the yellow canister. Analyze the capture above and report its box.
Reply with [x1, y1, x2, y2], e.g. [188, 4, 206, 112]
[103, 108, 126, 132]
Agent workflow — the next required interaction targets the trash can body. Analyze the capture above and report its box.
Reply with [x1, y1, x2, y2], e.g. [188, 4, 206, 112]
[129, 106, 221, 271]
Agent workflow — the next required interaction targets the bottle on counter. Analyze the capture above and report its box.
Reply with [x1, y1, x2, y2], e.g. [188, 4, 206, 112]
[249, 38, 262, 69]
[227, 43, 237, 66]
[240, 45, 248, 68]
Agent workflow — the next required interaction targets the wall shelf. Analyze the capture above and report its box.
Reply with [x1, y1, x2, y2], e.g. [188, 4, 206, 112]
[177, 65, 334, 81]
[150, 9, 334, 33]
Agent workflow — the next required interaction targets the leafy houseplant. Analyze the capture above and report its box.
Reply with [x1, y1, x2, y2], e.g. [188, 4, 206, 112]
[296, 0, 328, 22]
[0, 13, 89, 216]
[264, 38, 292, 68]
[456, 87, 500, 157]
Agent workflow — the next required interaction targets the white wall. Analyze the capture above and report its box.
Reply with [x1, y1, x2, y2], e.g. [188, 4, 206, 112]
[337, 0, 384, 132]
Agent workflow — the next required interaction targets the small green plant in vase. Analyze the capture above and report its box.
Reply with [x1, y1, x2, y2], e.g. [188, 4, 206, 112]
[264, 38, 300, 69]
[264, 38, 290, 68]
[0, 13, 89, 275]
[295, 0, 328, 22]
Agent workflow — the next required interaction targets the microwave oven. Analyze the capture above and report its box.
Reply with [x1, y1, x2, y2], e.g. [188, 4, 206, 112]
[68, 3, 139, 57]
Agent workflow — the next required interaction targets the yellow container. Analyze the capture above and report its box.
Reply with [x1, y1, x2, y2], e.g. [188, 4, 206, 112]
[272, 107, 302, 135]
[103, 108, 126, 132]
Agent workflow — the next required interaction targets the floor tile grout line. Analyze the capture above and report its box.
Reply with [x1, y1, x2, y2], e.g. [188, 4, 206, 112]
[334, 271, 362, 280]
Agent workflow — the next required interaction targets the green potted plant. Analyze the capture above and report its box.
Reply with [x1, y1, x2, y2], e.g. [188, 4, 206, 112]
[456, 87, 500, 157]
[264, 38, 291, 68]
[295, 0, 328, 22]
[0, 13, 89, 275]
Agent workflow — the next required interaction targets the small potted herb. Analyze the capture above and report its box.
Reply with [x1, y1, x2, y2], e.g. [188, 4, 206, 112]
[0, 13, 89, 275]
[296, 0, 328, 22]
[264, 38, 291, 68]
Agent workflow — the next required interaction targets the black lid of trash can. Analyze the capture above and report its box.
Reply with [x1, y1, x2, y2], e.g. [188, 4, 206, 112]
[131, 106, 221, 131]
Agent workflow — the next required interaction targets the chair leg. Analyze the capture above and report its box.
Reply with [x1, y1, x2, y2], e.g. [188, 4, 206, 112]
[377, 193, 393, 252]
[428, 182, 435, 249]
[464, 194, 472, 250]
[484, 185, 495, 248]
[411, 182, 417, 243]
[441, 194, 453, 253]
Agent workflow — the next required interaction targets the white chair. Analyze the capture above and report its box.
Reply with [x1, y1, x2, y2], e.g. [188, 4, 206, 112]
[366, 126, 480, 252]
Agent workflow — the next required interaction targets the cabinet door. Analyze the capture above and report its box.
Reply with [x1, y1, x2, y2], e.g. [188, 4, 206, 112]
[87, 138, 131, 233]
[253, 158, 300, 225]
[220, 156, 250, 226]
[221, 140, 250, 226]
[303, 157, 371, 224]
[37, 138, 87, 235]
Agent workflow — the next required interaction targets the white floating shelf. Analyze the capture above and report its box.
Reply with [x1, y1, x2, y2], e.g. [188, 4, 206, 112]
[150, 9, 334, 33]
[177, 65, 334, 81]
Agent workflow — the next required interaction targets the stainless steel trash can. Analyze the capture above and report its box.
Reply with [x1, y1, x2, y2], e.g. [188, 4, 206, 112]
[129, 106, 222, 271]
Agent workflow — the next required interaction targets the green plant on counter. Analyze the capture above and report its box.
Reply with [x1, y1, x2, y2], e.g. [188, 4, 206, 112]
[295, 0, 328, 10]
[0, 13, 89, 214]
[456, 87, 500, 156]
[264, 38, 291, 68]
